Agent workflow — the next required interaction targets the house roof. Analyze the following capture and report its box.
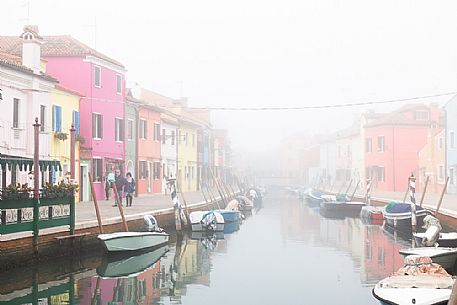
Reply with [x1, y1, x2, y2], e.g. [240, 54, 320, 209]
[0, 51, 57, 82]
[364, 104, 436, 128]
[54, 84, 83, 97]
[0, 35, 124, 68]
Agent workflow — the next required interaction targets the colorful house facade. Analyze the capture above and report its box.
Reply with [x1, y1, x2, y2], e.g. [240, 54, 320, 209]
[49, 85, 81, 200]
[444, 95, 457, 193]
[177, 117, 199, 192]
[125, 94, 138, 194]
[363, 104, 440, 192]
[0, 30, 128, 200]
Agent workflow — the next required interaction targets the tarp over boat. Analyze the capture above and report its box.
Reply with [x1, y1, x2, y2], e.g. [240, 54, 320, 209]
[385, 202, 425, 214]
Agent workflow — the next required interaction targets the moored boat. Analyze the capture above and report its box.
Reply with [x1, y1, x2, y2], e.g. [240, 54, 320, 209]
[305, 189, 324, 206]
[372, 255, 454, 305]
[383, 202, 429, 231]
[97, 231, 169, 252]
[360, 206, 384, 223]
[414, 232, 457, 248]
[215, 209, 241, 223]
[398, 247, 457, 270]
[189, 210, 225, 232]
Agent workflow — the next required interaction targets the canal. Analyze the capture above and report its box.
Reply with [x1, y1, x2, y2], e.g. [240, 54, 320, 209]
[1, 189, 416, 305]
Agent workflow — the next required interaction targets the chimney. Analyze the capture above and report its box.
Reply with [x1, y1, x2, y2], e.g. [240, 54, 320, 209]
[20, 25, 43, 74]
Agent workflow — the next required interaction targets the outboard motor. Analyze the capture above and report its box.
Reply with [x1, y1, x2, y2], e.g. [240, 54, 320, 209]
[201, 212, 218, 231]
[144, 214, 164, 232]
[421, 215, 442, 246]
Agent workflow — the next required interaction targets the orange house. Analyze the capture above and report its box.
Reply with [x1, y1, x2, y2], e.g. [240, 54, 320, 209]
[137, 102, 162, 194]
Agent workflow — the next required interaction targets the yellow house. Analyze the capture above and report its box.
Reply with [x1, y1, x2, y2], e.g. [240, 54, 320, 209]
[177, 116, 199, 192]
[49, 85, 81, 201]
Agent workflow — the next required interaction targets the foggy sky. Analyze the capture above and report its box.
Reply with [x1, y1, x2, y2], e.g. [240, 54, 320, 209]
[2, 0, 457, 159]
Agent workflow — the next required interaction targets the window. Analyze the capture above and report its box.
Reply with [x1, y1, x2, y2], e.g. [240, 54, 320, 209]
[139, 161, 148, 179]
[439, 137, 443, 150]
[415, 110, 429, 121]
[377, 136, 385, 152]
[451, 131, 455, 149]
[378, 166, 385, 182]
[365, 138, 372, 153]
[40, 105, 46, 132]
[115, 118, 124, 142]
[127, 119, 133, 140]
[153, 162, 161, 180]
[192, 134, 195, 147]
[92, 113, 103, 139]
[191, 166, 194, 179]
[52, 105, 62, 132]
[116, 74, 122, 94]
[162, 128, 166, 144]
[178, 130, 182, 145]
[186, 132, 189, 146]
[154, 123, 161, 141]
[94, 66, 101, 87]
[140, 119, 147, 139]
[13, 98, 20, 128]
[171, 131, 175, 145]
[72, 111, 80, 135]
[92, 159, 102, 182]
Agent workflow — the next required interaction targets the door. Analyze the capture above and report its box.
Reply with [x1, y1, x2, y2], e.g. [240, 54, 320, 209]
[80, 165, 89, 202]
[148, 161, 152, 193]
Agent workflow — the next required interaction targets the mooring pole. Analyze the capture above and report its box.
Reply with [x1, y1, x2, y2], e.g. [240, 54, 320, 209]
[112, 183, 129, 231]
[169, 178, 182, 232]
[435, 176, 449, 217]
[350, 180, 360, 201]
[88, 172, 104, 234]
[419, 176, 429, 207]
[177, 175, 190, 226]
[409, 174, 417, 234]
[365, 179, 372, 205]
[344, 179, 353, 197]
[32, 118, 40, 255]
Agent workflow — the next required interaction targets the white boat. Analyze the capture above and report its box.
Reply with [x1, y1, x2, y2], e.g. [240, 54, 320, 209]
[189, 211, 224, 231]
[372, 255, 455, 305]
[399, 247, 457, 270]
[98, 231, 169, 252]
[414, 232, 457, 248]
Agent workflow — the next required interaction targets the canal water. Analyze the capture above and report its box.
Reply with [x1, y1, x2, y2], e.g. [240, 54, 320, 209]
[1, 189, 416, 305]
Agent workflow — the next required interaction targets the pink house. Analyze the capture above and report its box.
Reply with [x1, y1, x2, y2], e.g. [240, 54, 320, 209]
[0, 33, 126, 201]
[363, 104, 440, 192]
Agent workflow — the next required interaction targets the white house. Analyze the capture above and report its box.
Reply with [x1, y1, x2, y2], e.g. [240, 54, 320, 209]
[161, 112, 178, 194]
[0, 26, 58, 188]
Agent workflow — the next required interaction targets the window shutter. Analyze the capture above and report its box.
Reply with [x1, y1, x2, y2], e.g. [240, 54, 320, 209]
[120, 119, 124, 141]
[74, 111, 80, 135]
[56, 106, 62, 132]
[52, 105, 56, 132]
[92, 114, 96, 138]
[99, 115, 103, 138]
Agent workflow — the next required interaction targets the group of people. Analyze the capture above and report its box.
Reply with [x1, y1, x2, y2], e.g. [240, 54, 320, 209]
[105, 169, 136, 207]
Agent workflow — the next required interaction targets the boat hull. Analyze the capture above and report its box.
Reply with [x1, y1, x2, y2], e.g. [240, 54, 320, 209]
[191, 223, 225, 232]
[413, 232, 457, 248]
[372, 286, 450, 305]
[215, 210, 241, 223]
[98, 231, 169, 252]
[384, 210, 428, 231]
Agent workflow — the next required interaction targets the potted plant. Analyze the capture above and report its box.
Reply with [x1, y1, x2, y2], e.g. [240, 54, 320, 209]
[1, 183, 31, 200]
[43, 182, 58, 198]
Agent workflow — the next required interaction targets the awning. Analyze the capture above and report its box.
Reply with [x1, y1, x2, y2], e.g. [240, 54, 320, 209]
[0, 156, 62, 172]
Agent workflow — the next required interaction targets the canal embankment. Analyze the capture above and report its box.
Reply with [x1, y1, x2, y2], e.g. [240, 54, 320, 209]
[0, 188, 235, 271]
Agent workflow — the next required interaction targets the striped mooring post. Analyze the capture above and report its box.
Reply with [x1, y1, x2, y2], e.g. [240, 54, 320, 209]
[365, 179, 371, 205]
[409, 174, 417, 233]
[168, 178, 182, 231]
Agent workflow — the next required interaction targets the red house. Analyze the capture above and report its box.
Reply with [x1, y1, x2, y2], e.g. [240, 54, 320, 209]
[363, 104, 440, 192]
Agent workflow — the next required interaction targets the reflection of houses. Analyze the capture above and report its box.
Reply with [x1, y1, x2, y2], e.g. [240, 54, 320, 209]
[360, 226, 405, 285]
[335, 122, 363, 188]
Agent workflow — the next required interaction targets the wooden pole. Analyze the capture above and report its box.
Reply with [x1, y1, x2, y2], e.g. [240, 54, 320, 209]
[88, 172, 104, 234]
[409, 174, 417, 234]
[402, 183, 409, 203]
[177, 176, 190, 225]
[33, 118, 40, 254]
[435, 176, 449, 217]
[419, 176, 430, 207]
[344, 179, 353, 196]
[206, 183, 221, 209]
[70, 125, 76, 180]
[218, 176, 232, 201]
[209, 167, 227, 207]
[112, 183, 129, 231]
[350, 180, 360, 201]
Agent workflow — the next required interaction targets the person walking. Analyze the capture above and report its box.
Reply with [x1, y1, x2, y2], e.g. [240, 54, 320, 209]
[125, 172, 136, 207]
[113, 169, 126, 207]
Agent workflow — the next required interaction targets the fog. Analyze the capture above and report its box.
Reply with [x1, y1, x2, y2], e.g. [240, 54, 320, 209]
[2, 0, 457, 170]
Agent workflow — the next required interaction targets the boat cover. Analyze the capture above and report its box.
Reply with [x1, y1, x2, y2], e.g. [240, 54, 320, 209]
[394, 255, 449, 277]
[385, 202, 425, 214]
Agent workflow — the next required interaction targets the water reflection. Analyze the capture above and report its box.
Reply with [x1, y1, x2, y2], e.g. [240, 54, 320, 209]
[1, 192, 422, 305]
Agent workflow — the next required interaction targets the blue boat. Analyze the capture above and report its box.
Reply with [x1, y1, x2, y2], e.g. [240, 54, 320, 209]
[215, 210, 241, 223]
[224, 221, 241, 234]
[305, 189, 324, 207]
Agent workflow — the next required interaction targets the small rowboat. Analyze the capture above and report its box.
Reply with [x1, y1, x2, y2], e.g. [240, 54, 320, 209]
[98, 231, 169, 252]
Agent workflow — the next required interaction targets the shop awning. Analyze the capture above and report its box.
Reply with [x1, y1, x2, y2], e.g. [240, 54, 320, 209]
[0, 156, 62, 172]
